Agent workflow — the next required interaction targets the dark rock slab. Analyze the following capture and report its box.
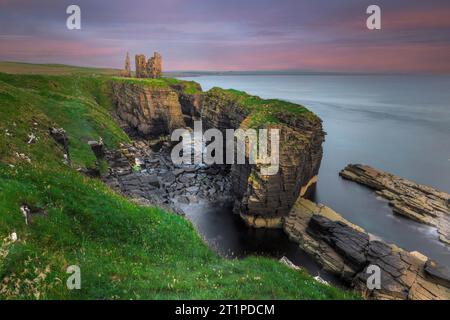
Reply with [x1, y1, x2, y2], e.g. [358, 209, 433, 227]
[307, 214, 369, 269]
[340, 164, 450, 245]
[424, 260, 450, 287]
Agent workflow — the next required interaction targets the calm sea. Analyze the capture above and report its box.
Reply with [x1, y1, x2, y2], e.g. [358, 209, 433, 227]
[179, 75, 450, 266]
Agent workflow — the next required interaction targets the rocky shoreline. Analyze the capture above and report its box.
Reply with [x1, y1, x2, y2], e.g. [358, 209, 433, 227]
[340, 164, 450, 245]
[82, 77, 450, 300]
[100, 138, 233, 214]
[283, 198, 450, 300]
[95, 135, 450, 300]
[110, 79, 325, 226]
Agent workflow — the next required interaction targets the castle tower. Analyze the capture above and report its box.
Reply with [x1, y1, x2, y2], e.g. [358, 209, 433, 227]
[135, 54, 147, 78]
[147, 52, 162, 78]
[122, 52, 131, 77]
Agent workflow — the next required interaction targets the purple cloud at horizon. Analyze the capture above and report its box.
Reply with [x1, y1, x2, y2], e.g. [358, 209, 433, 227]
[0, 0, 449, 73]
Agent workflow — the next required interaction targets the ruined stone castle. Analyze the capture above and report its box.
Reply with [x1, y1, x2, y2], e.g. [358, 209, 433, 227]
[121, 52, 162, 79]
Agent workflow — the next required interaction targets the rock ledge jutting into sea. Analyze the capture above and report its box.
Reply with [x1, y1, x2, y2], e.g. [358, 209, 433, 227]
[283, 198, 450, 300]
[339, 164, 450, 245]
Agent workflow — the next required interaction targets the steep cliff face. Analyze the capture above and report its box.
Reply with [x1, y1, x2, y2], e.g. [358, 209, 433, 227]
[111, 79, 186, 136]
[169, 82, 203, 127]
[111, 80, 325, 227]
[202, 88, 325, 227]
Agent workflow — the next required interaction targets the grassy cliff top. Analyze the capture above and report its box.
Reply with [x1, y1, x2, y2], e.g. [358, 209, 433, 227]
[206, 87, 320, 129]
[0, 66, 352, 300]
[111, 76, 202, 95]
[0, 61, 120, 76]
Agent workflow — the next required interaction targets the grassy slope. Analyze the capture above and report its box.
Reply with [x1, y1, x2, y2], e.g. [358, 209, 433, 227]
[0, 64, 357, 299]
[0, 61, 120, 76]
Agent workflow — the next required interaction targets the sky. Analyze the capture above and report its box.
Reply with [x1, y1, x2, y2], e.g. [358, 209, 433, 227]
[0, 0, 449, 73]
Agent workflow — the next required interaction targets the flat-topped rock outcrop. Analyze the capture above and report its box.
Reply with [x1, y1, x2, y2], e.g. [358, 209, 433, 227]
[339, 164, 450, 245]
[202, 88, 325, 227]
[284, 198, 450, 300]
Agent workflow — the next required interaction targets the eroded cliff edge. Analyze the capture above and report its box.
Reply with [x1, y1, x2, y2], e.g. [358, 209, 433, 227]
[202, 88, 325, 227]
[110, 79, 325, 227]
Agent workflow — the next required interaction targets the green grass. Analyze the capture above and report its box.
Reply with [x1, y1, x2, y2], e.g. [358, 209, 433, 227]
[111, 76, 202, 95]
[0, 72, 130, 168]
[0, 66, 357, 300]
[0, 165, 357, 299]
[206, 87, 317, 128]
[0, 61, 120, 76]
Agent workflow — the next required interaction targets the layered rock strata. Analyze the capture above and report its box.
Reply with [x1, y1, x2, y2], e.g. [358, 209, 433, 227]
[111, 81, 185, 136]
[283, 198, 450, 300]
[340, 164, 450, 245]
[169, 82, 203, 127]
[111, 80, 325, 227]
[202, 88, 325, 227]
[101, 139, 232, 214]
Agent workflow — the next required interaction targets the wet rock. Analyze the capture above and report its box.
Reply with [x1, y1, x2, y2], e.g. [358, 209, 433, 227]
[178, 175, 192, 184]
[173, 168, 185, 176]
[284, 198, 450, 300]
[177, 196, 190, 204]
[101, 139, 233, 214]
[424, 260, 450, 287]
[186, 186, 199, 193]
[161, 172, 176, 185]
[187, 195, 199, 204]
[307, 215, 369, 269]
[340, 164, 450, 245]
[140, 174, 159, 188]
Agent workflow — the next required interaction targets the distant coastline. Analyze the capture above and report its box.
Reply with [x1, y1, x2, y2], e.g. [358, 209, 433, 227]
[0, 61, 442, 77]
[164, 70, 415, 77]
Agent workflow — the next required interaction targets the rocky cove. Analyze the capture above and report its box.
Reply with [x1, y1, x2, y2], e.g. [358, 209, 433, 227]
[76, 77, 449, 299]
